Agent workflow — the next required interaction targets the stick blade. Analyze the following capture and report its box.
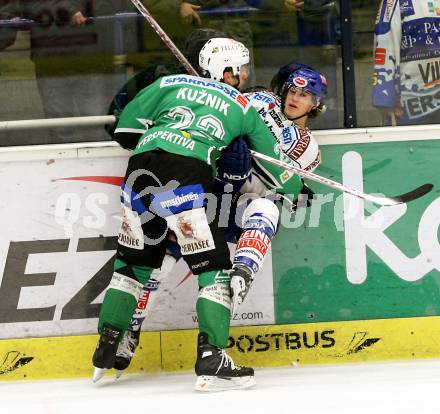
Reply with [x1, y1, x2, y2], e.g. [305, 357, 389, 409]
[379, 183, 434, 206]
[391, 183, 433, 204]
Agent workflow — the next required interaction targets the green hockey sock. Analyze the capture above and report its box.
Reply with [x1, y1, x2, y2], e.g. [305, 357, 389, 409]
[196, 270, 232, 348]
[196, 297, 231, 348]
[98, 258, 155, 334]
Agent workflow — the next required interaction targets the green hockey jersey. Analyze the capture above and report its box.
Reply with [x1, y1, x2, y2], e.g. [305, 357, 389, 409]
[115, 74, 302, 196]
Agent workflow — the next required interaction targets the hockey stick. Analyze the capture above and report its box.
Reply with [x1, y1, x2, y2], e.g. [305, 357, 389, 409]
[250, 150, 433, 206]
[129, 1, 433, 206]
[129, 0, 199, 76]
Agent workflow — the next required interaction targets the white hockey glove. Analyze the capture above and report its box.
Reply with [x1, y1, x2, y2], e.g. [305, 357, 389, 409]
[230, 266, 253, 316]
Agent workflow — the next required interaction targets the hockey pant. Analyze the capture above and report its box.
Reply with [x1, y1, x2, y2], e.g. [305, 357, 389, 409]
[98, 151, 233, 348]
[125, 199, 280, 343]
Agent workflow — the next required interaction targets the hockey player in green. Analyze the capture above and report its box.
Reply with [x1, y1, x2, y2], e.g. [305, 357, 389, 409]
[92, 38, 303, 391]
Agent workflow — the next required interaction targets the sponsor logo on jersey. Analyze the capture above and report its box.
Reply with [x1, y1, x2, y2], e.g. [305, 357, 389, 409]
[176, 87, 230, 115]
[151, 184, 205, 216]
[191, 260, 210, 270]
[137, 289, 151, 310]
[160, 75, 250, 112]
[374, 48, 387, 65]
[237, 95, 248, 108]
[181, 239, 211, 254]
[160, 193, 200, 209]
[167, 208, 215, 255]
[177, 217, 196, 238]
[118, 210, 143, 249]
[384, 0, 396, 22]
[269, 109, 285, 129]
[400, 0, 415, 17]
[137, 129, 196, 151]
[118, 232, 141, 248]
[236, 230, 270, 256]
[279, 170, 294, 184]
[288, 131, 311, 160]
[418, 60, 440, 87]
[428, 0, 440, 15]
[305, 153, 321, 171]
[253, 92, 276, 104]
[134, 278, 160, 311]
[280, 127, 297, 151]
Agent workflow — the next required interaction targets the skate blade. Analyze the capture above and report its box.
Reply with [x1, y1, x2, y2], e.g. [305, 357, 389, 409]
[92, 367, 107, 383]
[115, 370, 124, 380]
[195, 375, 256, 392]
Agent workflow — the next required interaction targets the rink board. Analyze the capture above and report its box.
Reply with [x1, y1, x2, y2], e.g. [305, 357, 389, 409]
[2, 316, 440, 380]
[0, 130, 440, 381]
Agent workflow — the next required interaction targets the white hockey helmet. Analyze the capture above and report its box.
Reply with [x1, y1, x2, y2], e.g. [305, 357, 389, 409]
[199, 37, 250, 81]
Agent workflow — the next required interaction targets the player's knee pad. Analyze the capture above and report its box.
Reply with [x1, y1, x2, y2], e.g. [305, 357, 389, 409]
[198, 283, 231, 311]
[234, 198, 279, 274]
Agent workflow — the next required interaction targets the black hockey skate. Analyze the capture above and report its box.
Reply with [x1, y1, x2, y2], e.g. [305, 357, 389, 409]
[92, 324, 121, 383]
[194, 332, 255, 392]
[114, 329, 141, 379]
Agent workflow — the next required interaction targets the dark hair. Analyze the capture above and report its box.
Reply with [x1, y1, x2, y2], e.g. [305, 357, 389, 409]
[184, 28, 226, 69]
[270, 62, 315, 95]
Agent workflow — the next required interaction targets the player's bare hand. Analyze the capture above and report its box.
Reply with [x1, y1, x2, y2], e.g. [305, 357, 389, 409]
[393, 102, 404, 118]
[71, 11, 86, 26]
[284, 0, 304, 11]
[180, 2, 202, 25]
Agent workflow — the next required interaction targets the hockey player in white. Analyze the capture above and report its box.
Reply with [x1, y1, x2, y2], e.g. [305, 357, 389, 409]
[112, 55, 326, 389]
[372, 0, 440, 124]
[228, 64, 325, 314]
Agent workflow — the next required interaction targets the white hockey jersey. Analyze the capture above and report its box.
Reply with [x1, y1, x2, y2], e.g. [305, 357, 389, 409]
[237, 90, 320, 200]
[372, 0, 440, 121]
[245, 90, 320, 172]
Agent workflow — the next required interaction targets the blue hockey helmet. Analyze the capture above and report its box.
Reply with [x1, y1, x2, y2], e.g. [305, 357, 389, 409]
[270, 61, 313, 95]
[284, 67, 328, 104]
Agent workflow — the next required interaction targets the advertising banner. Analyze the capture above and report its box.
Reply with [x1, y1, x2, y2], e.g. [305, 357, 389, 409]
[1, 138, 439, 341]
[273, 140, 440, 324]
[0, 155, 274, 339]
[3, 315, 440, 380]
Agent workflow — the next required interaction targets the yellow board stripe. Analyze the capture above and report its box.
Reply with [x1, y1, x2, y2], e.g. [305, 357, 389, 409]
[2, 316, 440, 381]
[0, 333, 162, 381]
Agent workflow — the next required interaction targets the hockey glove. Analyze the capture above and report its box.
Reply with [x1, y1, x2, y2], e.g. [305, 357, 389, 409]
[230, 266, 253, 316]
[216, 137, 252, 193]
[288, 181, 316, 211]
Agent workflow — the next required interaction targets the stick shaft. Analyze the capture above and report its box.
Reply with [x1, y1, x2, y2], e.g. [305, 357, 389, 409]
[129, 0, 199, 76]
[129, 2, 431, 207]
[250, 150, 399, 206]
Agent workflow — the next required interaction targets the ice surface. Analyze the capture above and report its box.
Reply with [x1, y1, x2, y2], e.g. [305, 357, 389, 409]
[1, 359, 439, 414]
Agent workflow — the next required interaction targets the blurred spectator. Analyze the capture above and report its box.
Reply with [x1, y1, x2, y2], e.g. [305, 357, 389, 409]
[179, 1, 297, 85]
[180, 1, 254, 45]
[0, 0, 19, 50]
[372, 0, 440, 126]
[106, 27, 225, 138]
[292, 0, 340, 46]
[0, 0, 137, 143]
